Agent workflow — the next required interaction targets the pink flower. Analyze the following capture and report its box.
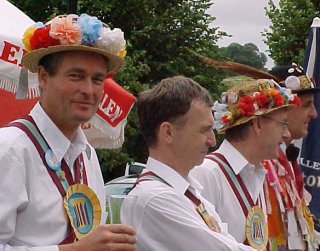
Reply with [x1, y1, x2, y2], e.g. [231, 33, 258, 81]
[49, 15, 82, 45]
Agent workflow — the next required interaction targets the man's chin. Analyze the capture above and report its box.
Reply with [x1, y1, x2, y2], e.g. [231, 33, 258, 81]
[75, 114, 94, 125]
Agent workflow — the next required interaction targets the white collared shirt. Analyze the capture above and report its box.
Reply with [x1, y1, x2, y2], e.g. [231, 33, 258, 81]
[121, 157, 256, 251]
[190, 139, 267, 243]
[0, 102, 105, 250]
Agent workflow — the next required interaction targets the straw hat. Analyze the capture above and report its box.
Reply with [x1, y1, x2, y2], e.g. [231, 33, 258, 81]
[269, 64, 320, 94]
[22, 14, 126, 74]
[213, 79, 300, 133]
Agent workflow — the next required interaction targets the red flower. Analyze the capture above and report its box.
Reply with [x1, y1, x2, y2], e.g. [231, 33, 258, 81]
[221, 114, 231, 123]
[273, 93, 284, 106]
[290, 96, 301, 107]
[29, 25, 60, 50]
[255, 92, 268, 108]
[237, 96, 255, 116]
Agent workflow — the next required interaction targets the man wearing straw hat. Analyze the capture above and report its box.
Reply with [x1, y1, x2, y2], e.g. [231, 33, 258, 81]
[191, 78, 300, 250]
[0, 14, 136, 250]
[262, 64, 320, 250]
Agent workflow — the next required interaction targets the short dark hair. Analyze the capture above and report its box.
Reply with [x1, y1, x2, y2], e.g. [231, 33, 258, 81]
[38, 51, 109, 76]
[137, 76, 213, 147]
[39, 51, 67, 76]
[225, 122, 252, 142]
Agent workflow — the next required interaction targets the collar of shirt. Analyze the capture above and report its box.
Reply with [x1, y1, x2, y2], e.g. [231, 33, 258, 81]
[145, 157, 203, 196]
[217, 139, 266, 202]
[216, 139, 249, 175]
[30, 102, 91, 166]
[280, 142, 286, 152]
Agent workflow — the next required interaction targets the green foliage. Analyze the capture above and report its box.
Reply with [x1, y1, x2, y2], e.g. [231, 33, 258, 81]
[10, 0, 228, 181]
[264, 0, 320, 65]
[219, 42, 267, 70]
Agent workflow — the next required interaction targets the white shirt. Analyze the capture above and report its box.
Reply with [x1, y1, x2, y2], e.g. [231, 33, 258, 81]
[190, 139, 267, 243]
[0, 103, 106, 251]
[121, 157, 256, 251]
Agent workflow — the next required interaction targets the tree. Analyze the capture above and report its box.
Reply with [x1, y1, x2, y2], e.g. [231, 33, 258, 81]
[10, 0, 227, 181]
[264, 0, 320, 65]
[219, 42, 267, 70]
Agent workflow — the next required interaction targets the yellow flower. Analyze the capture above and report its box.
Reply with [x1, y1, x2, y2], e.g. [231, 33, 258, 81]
[22, 26, 36, 52]
[118, 49, 127, 58]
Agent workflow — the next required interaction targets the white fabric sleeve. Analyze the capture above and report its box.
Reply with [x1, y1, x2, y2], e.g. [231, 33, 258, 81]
[133, 190, 256, 251]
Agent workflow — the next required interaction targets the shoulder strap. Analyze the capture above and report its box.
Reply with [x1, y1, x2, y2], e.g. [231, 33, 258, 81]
[205, 152, 254, 216]
[7, 116, 78, 244]
[7, 116, 71, 196]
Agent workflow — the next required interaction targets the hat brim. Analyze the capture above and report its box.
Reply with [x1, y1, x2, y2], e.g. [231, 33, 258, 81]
[22, 45, 125, 74]
[218, 103, 294, 133]
[293, 87, 320, 95]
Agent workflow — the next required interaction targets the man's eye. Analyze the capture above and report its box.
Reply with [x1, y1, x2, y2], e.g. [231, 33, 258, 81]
[69, 74, 81, 79]
[92, 77, 104, 85]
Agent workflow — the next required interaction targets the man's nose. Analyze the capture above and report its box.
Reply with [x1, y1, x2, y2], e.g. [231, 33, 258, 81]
[207, 129, 216, 147]
[283, 126, 291, 141]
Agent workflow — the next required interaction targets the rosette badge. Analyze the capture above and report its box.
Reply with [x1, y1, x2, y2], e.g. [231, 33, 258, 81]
[22, 13, 126, 74]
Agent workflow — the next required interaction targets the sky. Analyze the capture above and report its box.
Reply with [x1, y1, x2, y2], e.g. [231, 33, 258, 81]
[208, 0, 279, 69]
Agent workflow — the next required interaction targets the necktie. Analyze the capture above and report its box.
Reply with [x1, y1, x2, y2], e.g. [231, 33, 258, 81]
[286, 143, 300, 162]
[286, 144, 304, 198]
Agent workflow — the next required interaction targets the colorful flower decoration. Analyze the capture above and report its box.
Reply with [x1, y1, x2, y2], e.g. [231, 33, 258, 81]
[213, 82, 300, 131]
[50, 14, 82, 45]
[22, 14, 126, 58]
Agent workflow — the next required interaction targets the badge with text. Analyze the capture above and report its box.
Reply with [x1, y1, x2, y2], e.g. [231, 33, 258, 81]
[246, 206, 268, 250]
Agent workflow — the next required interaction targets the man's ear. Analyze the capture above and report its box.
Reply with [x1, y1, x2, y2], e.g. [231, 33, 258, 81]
[159, 121, 174, 144]
[251, 117, 263, 136]
[38, 66, 49, 90]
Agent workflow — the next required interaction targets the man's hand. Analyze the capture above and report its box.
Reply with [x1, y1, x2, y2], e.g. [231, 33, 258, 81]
[59, 224, 136, 251]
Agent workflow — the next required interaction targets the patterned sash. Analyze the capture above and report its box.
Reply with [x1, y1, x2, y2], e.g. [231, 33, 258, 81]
[7, 115, 88, 244]
[206, 153, 268, 250]
[206, 153, 255, 215]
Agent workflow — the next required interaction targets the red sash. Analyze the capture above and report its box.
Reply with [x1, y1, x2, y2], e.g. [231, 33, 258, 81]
[206, 153, 263, 246]
[206, 152, 256, 216]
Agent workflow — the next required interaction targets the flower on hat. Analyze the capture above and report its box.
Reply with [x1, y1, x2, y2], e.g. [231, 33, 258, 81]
[254, 92, 268, 108]
[22, 22, 45, 51]
[77, 13, 102, 45]
[29, 25, 60, 50]
[213, 84, 300, 131]
[22, 13, 126, 57]
[50, 14, 81, 45]
[268, 89, 284, 106]
[96, 28, 127, 57]
[237, 96, 256, 116]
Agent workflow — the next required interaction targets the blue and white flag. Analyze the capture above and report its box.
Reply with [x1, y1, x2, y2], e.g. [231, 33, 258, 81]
[301, 17, 320, 230]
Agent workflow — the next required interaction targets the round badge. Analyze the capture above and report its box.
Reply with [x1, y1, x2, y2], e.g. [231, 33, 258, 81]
[245, 206, 268, 251]
[227, 92, 238, 104]
[285, 75, 301, 90]
[45, 149, 61, 171]
[64, 184, 101, 240]
[221, 92, 227, 104]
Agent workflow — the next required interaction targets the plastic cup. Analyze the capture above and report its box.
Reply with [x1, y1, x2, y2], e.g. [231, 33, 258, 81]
[107, 194, 137, 224]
